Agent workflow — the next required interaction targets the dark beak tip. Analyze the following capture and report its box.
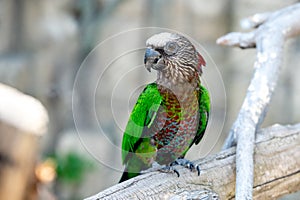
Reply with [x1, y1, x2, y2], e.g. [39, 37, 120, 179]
[145, 63, 151, 72]
[144, 48, 161, 72]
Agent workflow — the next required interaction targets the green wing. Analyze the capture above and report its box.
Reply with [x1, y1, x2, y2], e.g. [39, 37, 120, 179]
[121, 83, 162, 164]
[193, 85, 210, 145]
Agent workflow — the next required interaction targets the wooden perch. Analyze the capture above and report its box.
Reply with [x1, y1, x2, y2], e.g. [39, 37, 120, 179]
[86, 123, 300, 200]
[217, 3, 300, 199]
[0, 83, 48, 200]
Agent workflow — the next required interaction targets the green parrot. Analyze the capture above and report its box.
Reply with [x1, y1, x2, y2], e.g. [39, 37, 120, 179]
[119, 32, 210, 183]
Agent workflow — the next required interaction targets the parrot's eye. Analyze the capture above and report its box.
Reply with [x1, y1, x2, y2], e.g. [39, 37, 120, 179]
[153, 58, 159, 64]
[164, 42, 178, 55]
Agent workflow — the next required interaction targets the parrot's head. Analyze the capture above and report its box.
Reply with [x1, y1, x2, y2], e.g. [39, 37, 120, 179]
[144, 32, 206, 78]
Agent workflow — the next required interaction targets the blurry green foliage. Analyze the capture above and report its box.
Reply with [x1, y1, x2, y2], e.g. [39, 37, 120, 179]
[50, 151, 95, 184]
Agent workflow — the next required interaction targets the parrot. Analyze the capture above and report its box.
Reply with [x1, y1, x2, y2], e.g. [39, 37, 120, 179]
[119, 32, 210, 183]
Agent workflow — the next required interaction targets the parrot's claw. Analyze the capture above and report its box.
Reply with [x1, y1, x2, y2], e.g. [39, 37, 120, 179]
[171, 158, 201, 176]
[196, 165, 201, 176]
[158, 165, 180, 177]
[141, 160, 200, 177]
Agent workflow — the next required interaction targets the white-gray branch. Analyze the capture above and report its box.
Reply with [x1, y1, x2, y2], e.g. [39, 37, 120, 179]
[217, 3, 300, 200]
[85, 124, 300, 200]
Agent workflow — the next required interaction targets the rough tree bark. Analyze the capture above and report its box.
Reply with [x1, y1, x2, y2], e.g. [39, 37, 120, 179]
[86, 123, 300, 200]
[217, 3, 300, 199]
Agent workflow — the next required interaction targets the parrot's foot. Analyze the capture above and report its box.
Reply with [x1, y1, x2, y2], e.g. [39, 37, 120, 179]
[158, 165, 180, 177]
[140, 159, 200, 177]
[170, 158, 201, 176]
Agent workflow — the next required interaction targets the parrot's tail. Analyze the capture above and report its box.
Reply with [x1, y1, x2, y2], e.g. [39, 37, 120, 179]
[119, 171, 139, 183]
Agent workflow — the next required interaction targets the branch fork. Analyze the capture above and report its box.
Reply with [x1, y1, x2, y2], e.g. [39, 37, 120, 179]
[217, 3, 300, 199]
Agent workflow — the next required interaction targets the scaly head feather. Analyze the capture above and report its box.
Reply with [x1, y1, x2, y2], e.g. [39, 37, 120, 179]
[144, 32, 205, 85]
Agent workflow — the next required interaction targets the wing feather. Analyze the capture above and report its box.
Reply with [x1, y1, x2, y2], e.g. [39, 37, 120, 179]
[194, 85, 210, 145]
[121, 83, 162, 164]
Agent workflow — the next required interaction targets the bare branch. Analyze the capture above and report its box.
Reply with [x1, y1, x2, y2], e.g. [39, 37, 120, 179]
[85, 124, 300, 200]
[217, 3, 300, 49]
[216, 32, 256, 48]
[217, 3, 300, 200]
[240, 12, 271, 29]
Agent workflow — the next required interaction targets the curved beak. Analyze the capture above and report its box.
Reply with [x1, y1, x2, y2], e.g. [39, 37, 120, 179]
[144, 48, 161, 72]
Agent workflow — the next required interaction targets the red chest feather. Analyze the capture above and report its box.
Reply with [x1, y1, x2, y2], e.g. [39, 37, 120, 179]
[150, 88, 199, 150]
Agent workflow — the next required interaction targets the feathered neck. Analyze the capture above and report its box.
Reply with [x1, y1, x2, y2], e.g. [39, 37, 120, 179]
[156, 64, 201, 96]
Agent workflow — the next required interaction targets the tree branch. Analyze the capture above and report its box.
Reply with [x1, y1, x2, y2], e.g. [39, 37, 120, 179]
[85, 124, 300, 200]
[217, 3, 300, 199]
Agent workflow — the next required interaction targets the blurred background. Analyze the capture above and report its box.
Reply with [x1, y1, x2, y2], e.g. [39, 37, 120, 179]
[0, 0, 299, 199]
